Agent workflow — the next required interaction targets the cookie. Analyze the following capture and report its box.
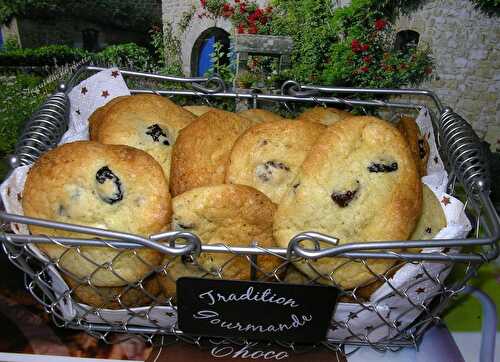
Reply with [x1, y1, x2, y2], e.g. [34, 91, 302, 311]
[158, 254, 215, 301]
[183, 105, 216, 117]
[273, 116, 422, 289]
[396, 116, 430, 176]
[297, 107, 352, 126]
[170, 109, 254, 196]
[23, 141, 171, 287]
[90, 94, 196, 185]
[226, 120, 325, 203]
[409, 184, 447, 242]
[165, 185, 281, 291]
[88, 96, 129, 139]
[65, 274, 163, 309]
[238, 109, 285, 123]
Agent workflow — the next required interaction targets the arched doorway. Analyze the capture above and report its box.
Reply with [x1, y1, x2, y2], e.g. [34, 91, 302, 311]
[191, 27, 230, 77]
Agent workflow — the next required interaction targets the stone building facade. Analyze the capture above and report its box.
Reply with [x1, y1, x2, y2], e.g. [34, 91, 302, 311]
[394, 0, 499, 148]
[162, 0, 499, 146]
[162, 0, 269, 76]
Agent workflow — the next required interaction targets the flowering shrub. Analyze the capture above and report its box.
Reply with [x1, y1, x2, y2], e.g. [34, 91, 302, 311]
[269, 0, 434, 89]
[198, 0, 273, 34]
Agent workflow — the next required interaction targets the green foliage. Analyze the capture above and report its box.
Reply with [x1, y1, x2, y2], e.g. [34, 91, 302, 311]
[207, 41, 234, 83]
[268, 0, 434, 89]
[471, 0, 500, 16]
[0, 45, 90, 66]
[0, 73, 49, 157]
[2, 38, 20, 51]
[157, 22, 183, 76]
[93, 43, 153, 71]
[0, 0, 160, 31]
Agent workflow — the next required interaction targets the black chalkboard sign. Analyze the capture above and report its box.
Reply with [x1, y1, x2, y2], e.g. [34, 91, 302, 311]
[176, 278, 339, 343]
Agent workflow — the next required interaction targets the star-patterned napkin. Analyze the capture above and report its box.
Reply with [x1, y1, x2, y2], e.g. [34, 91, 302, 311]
[60, 68, 130, 143]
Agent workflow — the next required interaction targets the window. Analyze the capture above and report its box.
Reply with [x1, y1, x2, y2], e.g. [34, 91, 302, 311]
[394, 30, 420, 53]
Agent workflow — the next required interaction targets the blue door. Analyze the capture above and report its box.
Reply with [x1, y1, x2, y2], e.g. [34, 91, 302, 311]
[0, 30, 3, 49]
[197, 35, 215, 77]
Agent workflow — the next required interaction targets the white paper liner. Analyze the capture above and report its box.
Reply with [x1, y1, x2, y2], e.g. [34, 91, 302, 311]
[0, 69, 471, 342]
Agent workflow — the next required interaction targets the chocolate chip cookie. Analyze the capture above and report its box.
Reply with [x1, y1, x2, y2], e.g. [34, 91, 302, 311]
[273, 116, 422, 289]
[170, 109, 254, 196]
[238, 108, 285, 123]
[23, 141, 171, 287]
[297, 107, 352, 126]
[226, 120, 325, 203]
[90, 94, 196, 185]
[163, 184, 281, 291]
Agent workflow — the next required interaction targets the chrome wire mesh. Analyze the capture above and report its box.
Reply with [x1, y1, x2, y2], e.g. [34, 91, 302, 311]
[0, 66, 498, 353]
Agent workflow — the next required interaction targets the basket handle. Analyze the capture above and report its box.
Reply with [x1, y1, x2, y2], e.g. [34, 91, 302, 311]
[8, 84, 69, 168]
[439, 108, 491, 197]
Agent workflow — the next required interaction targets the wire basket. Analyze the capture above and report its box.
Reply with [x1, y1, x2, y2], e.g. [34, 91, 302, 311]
[0, 66, 498, 353]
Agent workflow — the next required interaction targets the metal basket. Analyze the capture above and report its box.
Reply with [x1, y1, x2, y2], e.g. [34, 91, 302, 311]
[0, 66, 498, 353]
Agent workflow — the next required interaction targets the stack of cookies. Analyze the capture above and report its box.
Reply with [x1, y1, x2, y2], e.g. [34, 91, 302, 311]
[22, 94, 446, 309]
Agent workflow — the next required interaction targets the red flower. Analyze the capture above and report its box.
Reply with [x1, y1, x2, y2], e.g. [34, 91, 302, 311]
[374, 19, 387, 31]
[361, 44, 369, 52]
[237, 23, 245, 34]
[200, 0, 206, 8]
[425, 67, 433, 75]
[254, 8, 264, 18]
[223, 3, 232, 11]
[362, 55, 372, 63]
[259, 16, 268, 25]
[351, 39, 362, 53]
[265, 6, 273, 13]
[248, 24, 258, 34]
[235, 0, 240, 2]
[359, 66, 369, 73]
[240, 2, 246, 13]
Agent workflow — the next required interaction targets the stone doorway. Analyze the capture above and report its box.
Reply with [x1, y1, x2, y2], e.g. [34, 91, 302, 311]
[190, 27, 231, 77]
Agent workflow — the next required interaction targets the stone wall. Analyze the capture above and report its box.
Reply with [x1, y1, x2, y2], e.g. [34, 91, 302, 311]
[162, 0, 270, 75]
[395, 0, 499, 146]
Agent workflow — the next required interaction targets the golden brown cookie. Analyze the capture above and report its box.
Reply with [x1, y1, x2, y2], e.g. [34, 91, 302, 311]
[170, 109, 254, 197]
[164, 185, 281, 292]
[297, 107, 352, 126]
[158, 255, 215, 300]
[88, 96, 129, 139]
[90, 94, 196, 185]
[409, 184, 447, 242]
[23, 141, 171, 287]
[396, 116, 430, 176]
[65, 274, 163, 309]
[183, 105, 217, 117]
[238, 109, 285, 123]
[226, 120, 325, 203]
[274, 116, 422, 290]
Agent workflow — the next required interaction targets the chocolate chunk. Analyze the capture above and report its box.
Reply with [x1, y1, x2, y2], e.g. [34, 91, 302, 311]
[368, 162, 398, 173]
[256, 160, 290, 182]
[146, 124, 170, 145]
[425, 227, 432, 234]
[95, 166, 123, 204]
[331, 189, 358, 207]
